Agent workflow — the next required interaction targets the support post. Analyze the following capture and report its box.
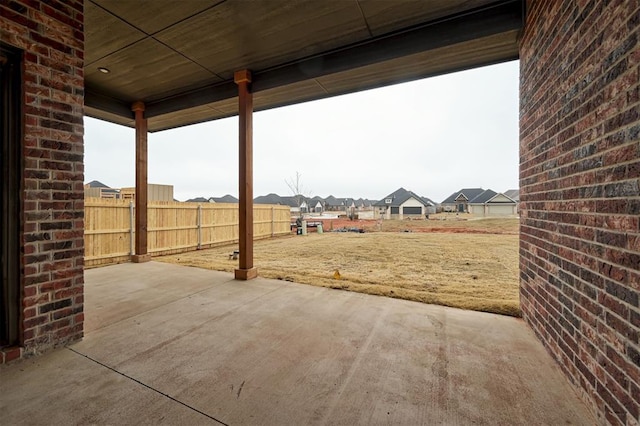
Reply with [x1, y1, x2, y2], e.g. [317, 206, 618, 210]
[197, 204, 202, 250]
[129, 201, 134, 255]
[131, 101, 150, 263]
[234, 70, 257, 280]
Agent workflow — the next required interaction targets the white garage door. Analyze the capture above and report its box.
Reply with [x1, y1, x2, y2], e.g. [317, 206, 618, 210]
[470, 205, 485, 216]
[487, 204, 514, 216]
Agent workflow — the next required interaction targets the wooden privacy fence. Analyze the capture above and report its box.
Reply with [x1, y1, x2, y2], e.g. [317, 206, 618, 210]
[84, 198, 291, 267]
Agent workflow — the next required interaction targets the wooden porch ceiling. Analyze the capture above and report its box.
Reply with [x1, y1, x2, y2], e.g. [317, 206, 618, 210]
[84, 0, 524, 132]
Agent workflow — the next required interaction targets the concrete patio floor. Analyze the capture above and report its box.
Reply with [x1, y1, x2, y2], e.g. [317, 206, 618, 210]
[1, 262, 593, 425]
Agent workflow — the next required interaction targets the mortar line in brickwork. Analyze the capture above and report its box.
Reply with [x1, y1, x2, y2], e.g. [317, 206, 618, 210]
[67, 347, 229, 426]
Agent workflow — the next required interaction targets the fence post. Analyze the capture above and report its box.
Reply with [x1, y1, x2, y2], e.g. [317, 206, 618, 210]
[271, 206, 275, 237]
[129, 201, 134, 255]
[197, 204, 202, 249]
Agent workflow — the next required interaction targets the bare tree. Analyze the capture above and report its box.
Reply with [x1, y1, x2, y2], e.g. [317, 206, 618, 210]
[285, 171, 311, 220]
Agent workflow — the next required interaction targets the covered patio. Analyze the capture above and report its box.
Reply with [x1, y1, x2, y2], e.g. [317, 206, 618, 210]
[2, 1, 638, 422]
[1, 262, 592, 424]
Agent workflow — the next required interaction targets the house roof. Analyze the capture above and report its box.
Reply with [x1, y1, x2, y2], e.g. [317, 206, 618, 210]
[421, 196, 438, 206]
[254, 193, 305, 207]
[441, 188, 485, 204]
[85, 180, 111, 188]
[84, 1, 523, 132]
[354, 198, 368, 207]
[374, 188, 434, 207]
[253, 193, 379, 208]
[280, 196, 303, 208]
[468, 189, 498, 204]
[504, 189, 520, 201]
[185, 194, 238, 203]
[254, 193, 284, 205]
[468, 189, 517, 204]
[323, 196, 343, 207]
[373, 187, 405, 206]
[185, 197, 208, 203]
[210, 194, 239, 203]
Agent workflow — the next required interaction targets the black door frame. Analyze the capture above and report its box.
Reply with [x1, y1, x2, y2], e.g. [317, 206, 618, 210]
[1, 43, 22, 348]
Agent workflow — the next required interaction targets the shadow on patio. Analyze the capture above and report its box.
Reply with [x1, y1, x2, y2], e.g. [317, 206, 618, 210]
[1, 262, 592, 425]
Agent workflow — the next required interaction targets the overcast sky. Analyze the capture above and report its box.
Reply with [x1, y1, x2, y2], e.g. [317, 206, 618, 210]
[84, 60, 519, 203]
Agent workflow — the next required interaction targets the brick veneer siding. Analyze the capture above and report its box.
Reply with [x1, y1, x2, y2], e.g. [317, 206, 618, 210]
[0, 0, 84, 363]
[520, 1, 640, 425]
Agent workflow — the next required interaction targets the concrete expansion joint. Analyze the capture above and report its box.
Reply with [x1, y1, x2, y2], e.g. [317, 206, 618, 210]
[66, 347, 229, 426]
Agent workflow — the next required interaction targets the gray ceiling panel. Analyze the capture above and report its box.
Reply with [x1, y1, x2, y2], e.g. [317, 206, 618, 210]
[155, 0, 369, 79]
[91, 0, 221, 34]
[84, 1, 146, 65]
[87, 38, 221, 103]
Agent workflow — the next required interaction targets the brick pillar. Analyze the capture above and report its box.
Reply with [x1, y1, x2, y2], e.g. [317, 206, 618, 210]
[520, 1, 640, 424]
[0, 0, 85, 363]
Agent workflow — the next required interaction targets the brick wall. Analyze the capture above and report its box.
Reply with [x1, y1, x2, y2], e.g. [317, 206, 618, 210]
[0, 0, 84, 363]
[520, 1, 639, 424]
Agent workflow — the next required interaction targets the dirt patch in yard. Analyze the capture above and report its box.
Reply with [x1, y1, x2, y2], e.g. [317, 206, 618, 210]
[315, 215, 518, 235]
[158, 218, 520, 317]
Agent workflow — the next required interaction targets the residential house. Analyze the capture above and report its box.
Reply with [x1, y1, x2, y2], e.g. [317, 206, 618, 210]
[343, 198, 358, 217]
[307, 196, 325, 214]
[280, 196, 305, 214]
[120, 184, 174, 202]
[254, 193, 304, 215]
[504, 189, 519, 202]
[352, 198, 377, 218]
[252, 193, 377, 216]
[374, 188, 435, 220]
[84, 180, 120, 199]
[468, 190, 518, 216]
[503, 189, 520, 213]
[421, 196, 437, 210]
[323, 195, 344, 213]
[441, 188, 486, 213]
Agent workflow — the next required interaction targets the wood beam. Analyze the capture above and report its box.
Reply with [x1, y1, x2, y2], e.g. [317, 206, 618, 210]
[131, 101, 150, 263]
[234, 70, 257, 280]
[85, 89, 134, 119]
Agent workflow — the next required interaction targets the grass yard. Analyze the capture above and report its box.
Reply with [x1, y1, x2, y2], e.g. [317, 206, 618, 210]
[157, 218, 520, 317]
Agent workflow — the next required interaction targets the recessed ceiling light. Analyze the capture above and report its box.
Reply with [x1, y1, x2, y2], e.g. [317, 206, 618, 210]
[98, 67, 110, 74]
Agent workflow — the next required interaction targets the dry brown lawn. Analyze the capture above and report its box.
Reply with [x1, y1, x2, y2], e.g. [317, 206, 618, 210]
[325, 214, 518, 234]
[157, 218, 520, 317]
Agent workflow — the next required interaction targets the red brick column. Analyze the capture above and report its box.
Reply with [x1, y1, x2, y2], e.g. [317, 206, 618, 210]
[520, 1, 639, 424]
[0, 0, 84, 363]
